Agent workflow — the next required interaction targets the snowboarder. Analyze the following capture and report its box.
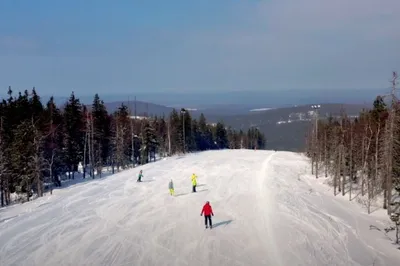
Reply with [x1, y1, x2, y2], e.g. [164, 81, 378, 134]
[137, 170, 143, 182]
[200, 201, 214, 229]
[168, 179, 174, 196]
[191, 173, 197, 192]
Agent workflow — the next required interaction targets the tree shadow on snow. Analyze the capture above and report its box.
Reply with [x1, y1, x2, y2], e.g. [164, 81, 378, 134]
[175, 189, 208, 197]
[47, 171, 115, 192]
[212, 219, 233, 228]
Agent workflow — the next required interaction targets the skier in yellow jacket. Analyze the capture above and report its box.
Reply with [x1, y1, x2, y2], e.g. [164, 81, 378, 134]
[191, 173, 197, 192]
[168, 179, 174, 196]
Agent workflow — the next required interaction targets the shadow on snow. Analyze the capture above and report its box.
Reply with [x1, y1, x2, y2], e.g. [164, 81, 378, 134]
[175, 189, 209, 197]
[47, 172, 115, 192]
[212, 219, 233, 228]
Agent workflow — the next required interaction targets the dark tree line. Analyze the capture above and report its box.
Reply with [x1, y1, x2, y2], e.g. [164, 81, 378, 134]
[0, 88, 266, 206]
[306, 72, 400, 217]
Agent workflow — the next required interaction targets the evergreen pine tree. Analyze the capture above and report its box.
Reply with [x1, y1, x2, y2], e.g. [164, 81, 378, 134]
[214, 122, 229, 149]
[43, 97, 64, 188]
[156, 116, 168, 157]
[198, 113, 213, 150]
[140, 119, 158, 164]
[63, 92, 84, 178]
[11, 120, 34, 201]
[169, 109, 183, 154]
[112, 104, 130, 171]
[91, 94, 111, 176]
[0, 103, 8, 206]
[190, 119, 199, 151]
[182, 109, 192, 152]
[29, 87, 44, 122]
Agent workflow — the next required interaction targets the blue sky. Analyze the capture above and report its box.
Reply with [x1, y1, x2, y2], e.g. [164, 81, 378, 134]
[0, 0, 399, 97]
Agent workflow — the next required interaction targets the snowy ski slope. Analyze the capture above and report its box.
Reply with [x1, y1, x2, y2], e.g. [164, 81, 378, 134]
[0, 150, 399, 266]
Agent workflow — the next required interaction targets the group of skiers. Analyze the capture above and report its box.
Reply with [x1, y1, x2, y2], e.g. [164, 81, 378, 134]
[137, 170, 197, 195]
[137, 170, 214, 229]
[167, 173, 198, 195]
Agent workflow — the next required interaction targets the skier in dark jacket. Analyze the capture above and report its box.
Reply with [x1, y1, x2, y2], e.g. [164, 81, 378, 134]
[137, 170, 143, 182]
[200, 201, 214, 229]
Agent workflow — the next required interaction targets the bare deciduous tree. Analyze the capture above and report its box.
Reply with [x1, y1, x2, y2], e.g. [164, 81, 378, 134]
[306, 72, 400, 219]
[0, 116, 7, 206]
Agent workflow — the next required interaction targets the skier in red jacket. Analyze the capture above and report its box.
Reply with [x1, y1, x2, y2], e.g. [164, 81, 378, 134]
[200, 201, 214, 229]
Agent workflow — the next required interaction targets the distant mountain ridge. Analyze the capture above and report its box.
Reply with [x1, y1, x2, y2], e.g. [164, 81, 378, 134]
[98, 100, 370, 151]
[42, 87, 385, 109]
[100, 100, 173, 117]
[48, 92, 372, 151]
[205, 103, 369, 151]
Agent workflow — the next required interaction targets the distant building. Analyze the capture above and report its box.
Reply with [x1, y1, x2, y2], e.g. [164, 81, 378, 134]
[130, 115, 152, 121]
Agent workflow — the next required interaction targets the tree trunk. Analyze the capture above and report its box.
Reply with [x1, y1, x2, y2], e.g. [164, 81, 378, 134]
[367, 161, 371, 214]
[349, 125, 353, 201]
[342, 144, 346, 196]
[90, 112, 95, 178]
[83, 114, 88, 178]
[387, 119, 394, 214]
[116, 121, 120, 172]
[362, 120, 373, 198]
[6, 188, 10, 205]
[1, 177, 4, 207]
[36, 171, 42, 197]
[374, 120, 380, 199]
[338, 146, 342, 193]
[324, 129, 328, 177]
[167, 121, 171, 156]
[334, 139, 339, 196]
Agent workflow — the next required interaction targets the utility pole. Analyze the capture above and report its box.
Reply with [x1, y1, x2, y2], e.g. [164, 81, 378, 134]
[134, 96, 137, 165]
[311, 104, 321, 178]
[0, 116, 4, 207]
[167, 116, 171, 156]
[180, 108, 186, 153]
[134, 96, 137, 119]
[128, 96, 134, 168]
[83, 107, 87, 178]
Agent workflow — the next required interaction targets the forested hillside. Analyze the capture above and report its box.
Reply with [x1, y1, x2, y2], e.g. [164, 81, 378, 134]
[0, 87, 266, 206]
[306, 72, 400, 219]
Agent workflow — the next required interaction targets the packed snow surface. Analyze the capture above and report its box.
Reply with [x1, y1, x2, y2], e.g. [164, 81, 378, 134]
[1, 150, 399, 266]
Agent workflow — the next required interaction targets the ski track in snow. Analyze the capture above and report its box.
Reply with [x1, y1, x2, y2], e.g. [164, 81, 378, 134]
[0, 150, 399, 266]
